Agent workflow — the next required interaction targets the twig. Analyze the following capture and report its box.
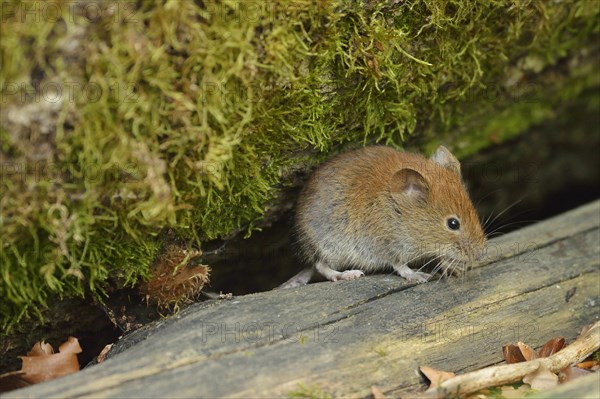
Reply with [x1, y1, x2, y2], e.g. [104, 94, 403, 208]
[421, 321, 600, 398]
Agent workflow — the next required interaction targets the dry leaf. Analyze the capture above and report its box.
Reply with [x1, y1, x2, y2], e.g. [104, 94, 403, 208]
[503, 344, 527, 364]
[97, 344, 113, 363]
[558, 366, 591, 383]
[20, 337, 82, 384]
[503, 342, 537, 363]
[523, 364, 558, 390]
[58, 336, 82, 356]
[504, 337, 566, 364]
[420, 366, 456, 388]
[371, 385, 387, 399]
[576, 360, 599, 369]
[27, 341, 54, 357]
[537, 337, 565, 358]
[417, 322, 600, 399]
[517, 342, 538, 361]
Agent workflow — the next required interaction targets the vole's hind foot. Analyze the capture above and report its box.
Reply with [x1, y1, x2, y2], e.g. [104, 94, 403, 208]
[277, 267, 314, 289]
[332, 270, 365, 281]
[394, 264, 431, 284]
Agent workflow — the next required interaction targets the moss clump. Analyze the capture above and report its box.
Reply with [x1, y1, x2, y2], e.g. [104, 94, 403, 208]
[288, 383, 333, 399]
[1, 0, 598, 329]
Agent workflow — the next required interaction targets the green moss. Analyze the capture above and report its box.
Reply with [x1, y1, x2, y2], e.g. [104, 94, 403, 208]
[437, 65, 600, 158]
[287, 383, 333, 399]
[1, 0, 598, 329]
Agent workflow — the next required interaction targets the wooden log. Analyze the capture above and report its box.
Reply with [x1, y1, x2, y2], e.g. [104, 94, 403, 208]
[5, 200, 599, 399]
[530, 372, 599, 399]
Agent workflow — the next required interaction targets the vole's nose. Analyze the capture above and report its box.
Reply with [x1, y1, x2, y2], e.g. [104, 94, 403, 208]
[465, 242, 486, 262]
[459, 241, 483, 262]
[475, 243, 486, 262]
[475, 249, 484, 262]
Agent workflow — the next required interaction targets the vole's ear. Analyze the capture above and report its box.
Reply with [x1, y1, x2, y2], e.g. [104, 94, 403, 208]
[431, 145, 461, 177]
[390, 168, 429, 202]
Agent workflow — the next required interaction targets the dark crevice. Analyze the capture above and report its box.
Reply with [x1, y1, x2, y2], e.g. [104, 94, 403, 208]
[330, 283, 417, 314]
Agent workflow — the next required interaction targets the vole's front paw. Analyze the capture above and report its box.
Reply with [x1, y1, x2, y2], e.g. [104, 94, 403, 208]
[404, 271, 431, 284]
[394, 264, 431, 283]
[333, 270, 365, 281]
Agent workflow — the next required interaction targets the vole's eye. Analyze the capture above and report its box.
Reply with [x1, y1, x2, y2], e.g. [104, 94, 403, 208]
[447, 217, 460, 231]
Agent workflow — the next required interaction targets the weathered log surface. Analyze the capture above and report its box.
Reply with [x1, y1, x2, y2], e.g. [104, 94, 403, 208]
[531, 372, 599, 399]
[5, 200, 600, 399]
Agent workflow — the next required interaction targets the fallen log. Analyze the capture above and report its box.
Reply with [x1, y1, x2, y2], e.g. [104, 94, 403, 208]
[5, 200, 599, 398]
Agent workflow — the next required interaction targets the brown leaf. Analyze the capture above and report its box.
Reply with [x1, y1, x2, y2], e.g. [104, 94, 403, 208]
[97, 344, 113, 363]
[58, 337, 83, 356]
[20, 337, 82, 384]
[575, 360, 599, 369]
[523, 364, 558, 390]
[537, 337, 565, 358]
[503, 344, 526, 364]
[558, 366, 591, 383]
[371, 385, 387, 399]
[420, 366, 456, 388]
[518, 342, 538, 361]
[27, 341, 54, 357]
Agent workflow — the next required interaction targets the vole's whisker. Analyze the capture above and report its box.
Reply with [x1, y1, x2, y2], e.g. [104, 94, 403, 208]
[482, 202, 502, 228]
[415, 254, 444, 273]
[483, 198, 523, 229]
[441, 259, 460, 281]
[475, 188, 502, 207]
[485, 219, 541, 236]
[484, 199, 521, 229]
[430, 259, 446, 278]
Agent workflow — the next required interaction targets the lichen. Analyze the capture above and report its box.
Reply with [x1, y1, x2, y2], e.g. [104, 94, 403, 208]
[1, 0, 598, 329]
